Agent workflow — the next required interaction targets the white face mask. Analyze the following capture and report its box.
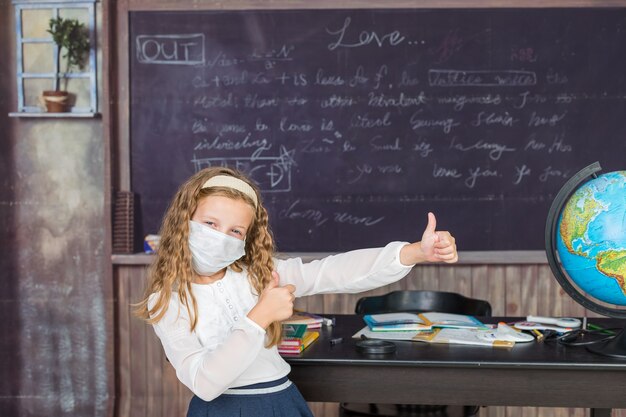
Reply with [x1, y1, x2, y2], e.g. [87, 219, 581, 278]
[188, 220, 246, 276]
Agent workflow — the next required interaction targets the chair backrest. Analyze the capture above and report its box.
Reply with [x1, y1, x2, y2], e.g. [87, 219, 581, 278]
[355, 290, 492, 316]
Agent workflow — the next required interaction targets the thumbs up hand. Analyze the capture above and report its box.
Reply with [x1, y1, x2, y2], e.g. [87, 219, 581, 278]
[247, 271, 296, 329]
[400, 212, 458, 265]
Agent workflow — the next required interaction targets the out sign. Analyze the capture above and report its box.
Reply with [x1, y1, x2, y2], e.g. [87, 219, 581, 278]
[136, 34, 205, 65]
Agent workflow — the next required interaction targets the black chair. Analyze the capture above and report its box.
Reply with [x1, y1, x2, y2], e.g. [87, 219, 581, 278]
[340, 290, 492, 417]
[355, 290, 492, 317]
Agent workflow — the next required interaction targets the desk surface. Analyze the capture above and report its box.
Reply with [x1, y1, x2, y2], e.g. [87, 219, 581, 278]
[285, 315, 626, 408]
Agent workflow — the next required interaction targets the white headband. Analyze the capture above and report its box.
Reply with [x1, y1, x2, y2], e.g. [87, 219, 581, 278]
[201, 175, 258, 208]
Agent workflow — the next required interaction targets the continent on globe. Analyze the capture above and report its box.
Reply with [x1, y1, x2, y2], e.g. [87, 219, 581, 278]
[596, 250, 626, 296]
[559, 186, 603, 256]
[556, 170, 626, 306]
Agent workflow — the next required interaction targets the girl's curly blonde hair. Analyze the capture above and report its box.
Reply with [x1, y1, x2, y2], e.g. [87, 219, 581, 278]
[134, 167, 282, 347]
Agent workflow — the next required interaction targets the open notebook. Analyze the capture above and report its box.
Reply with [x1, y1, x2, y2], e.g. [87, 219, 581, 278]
[363, 311, 486, 332]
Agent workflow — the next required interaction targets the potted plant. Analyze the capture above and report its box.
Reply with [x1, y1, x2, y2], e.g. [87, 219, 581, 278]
[43, 17, 90, 112]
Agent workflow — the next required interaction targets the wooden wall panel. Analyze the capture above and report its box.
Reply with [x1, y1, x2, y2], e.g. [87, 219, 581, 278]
[128, 267, 148, 417]
[517, 266, 539, 417]
[113, 264, 626, 417]
[115, 268, 132, 417]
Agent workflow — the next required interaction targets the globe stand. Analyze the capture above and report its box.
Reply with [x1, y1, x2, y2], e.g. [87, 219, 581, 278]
[545, 161, 626, 360]
[587, 327, 626, 359]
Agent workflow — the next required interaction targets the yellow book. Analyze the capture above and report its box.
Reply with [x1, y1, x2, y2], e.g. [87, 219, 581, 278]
[301, 331, 320, 350]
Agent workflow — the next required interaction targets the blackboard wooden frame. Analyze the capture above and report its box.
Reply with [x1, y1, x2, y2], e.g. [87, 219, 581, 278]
[111, 0, 626, 263]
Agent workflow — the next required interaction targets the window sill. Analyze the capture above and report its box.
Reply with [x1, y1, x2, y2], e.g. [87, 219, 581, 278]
[9, 112, 100, 118]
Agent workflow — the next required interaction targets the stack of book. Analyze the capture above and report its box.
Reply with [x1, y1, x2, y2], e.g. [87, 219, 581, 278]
[278, 323, 319, 355]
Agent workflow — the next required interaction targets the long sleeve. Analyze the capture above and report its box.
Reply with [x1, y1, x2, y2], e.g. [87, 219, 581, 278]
[149, 294, 266, 401]
[275, 241, 413, 297]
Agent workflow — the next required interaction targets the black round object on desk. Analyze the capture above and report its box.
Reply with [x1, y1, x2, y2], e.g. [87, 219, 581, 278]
[355, 339, 396, 355]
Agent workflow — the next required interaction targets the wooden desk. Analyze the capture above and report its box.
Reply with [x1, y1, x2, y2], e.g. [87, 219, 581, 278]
[285, 316, 626, 417]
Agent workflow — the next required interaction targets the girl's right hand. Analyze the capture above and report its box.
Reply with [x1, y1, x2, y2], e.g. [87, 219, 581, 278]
[247, 271, 295, 329]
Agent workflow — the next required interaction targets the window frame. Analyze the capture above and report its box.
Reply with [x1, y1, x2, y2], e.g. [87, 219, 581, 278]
[12, 0, 98, 116]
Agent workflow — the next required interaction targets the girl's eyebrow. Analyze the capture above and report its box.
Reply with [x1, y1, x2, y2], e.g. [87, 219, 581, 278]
[197, 214, 218, 221]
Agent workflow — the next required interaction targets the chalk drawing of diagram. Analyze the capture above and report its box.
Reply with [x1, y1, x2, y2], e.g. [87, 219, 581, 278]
[191, 146, 296, 192]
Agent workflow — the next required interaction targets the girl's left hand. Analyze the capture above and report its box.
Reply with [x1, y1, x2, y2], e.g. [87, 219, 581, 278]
[400, 212, 458, 265]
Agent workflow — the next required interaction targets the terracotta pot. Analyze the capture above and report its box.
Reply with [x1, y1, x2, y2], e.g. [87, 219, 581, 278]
[42, 90, 69, 112]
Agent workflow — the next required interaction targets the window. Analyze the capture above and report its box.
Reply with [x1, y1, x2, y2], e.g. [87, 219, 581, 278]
[11, 0, 97, 117]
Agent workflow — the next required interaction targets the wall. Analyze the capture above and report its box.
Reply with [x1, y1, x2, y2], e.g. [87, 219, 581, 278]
[0, 1, 19, 416]
[0, 1, 114, 417]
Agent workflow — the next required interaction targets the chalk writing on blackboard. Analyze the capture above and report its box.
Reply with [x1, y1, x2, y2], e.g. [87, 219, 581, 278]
[136, 34, 205, 65]
[130, 9, 626, 251]
[428, 69, 537, 87]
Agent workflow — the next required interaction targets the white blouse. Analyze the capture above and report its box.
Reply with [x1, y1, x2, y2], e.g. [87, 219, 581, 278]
[149, 241, 413, 401]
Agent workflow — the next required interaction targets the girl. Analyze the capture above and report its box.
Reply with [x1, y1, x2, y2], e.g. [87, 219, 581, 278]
[135, 167, 458, 417]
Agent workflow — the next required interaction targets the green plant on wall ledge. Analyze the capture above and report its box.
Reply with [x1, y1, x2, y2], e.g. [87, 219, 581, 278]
[43, 17, 90, 112]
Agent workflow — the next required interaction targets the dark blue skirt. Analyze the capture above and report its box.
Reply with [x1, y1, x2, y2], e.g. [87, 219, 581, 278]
[186, 377, 314, 417]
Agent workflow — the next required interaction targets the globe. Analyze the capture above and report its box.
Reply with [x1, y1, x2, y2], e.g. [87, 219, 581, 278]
[545, 162, 626, 358]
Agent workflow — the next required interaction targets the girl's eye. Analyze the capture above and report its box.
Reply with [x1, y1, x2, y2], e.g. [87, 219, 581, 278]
[231, 229, 242, 236]
[205, 221, 217, 228]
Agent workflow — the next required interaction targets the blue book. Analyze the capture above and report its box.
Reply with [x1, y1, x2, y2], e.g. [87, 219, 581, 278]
[363, 313, 431, 332]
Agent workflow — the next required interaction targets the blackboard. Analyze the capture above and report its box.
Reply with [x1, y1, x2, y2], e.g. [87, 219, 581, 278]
[129, 9, 626, 252]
